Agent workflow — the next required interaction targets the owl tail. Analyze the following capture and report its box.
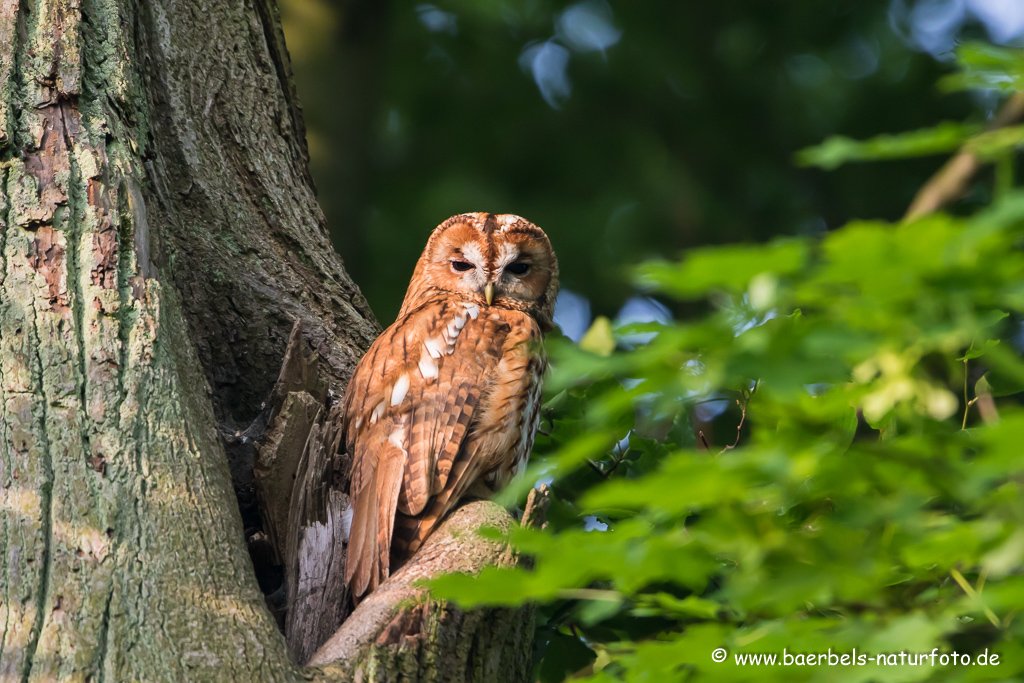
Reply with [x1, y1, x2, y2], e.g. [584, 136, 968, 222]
[392, 449, 485, 564]
[345, 482, 379, 599]
[345, 442, 406, 600]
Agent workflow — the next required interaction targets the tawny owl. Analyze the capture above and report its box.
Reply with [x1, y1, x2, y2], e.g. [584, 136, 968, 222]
[343, 212, 559, 599]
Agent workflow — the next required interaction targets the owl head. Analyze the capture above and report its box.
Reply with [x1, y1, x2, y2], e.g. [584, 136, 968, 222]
[399, 213, 560, 330]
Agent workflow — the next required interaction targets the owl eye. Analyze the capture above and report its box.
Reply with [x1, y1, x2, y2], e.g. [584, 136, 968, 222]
[506, 262, 531, 276]
[451, 260, 475, 272]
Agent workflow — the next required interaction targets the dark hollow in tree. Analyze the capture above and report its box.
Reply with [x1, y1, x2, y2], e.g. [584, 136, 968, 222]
[0, 0, 536, 680]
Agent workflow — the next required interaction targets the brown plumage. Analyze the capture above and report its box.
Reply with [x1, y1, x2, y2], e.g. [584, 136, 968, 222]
[343, 213, 559, 599]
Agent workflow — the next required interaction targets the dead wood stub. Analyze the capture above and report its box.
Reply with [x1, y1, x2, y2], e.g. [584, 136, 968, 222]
[307, 500, 537, 683]
[284, 406, 352, 664]
[241, 320, 352, 662]
[257, 390, 322, 562]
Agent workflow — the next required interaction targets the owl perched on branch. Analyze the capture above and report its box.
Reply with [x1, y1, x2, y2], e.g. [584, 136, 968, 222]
[343, 213, 559, 599]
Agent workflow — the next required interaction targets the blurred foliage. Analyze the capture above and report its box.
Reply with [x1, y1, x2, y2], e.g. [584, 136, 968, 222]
[428, 44, 1024, 681]
[280, 1, 1024, 680]
[280, 0, 978, 322]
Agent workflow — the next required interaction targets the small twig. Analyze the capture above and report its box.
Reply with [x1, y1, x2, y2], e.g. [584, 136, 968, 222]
[950, 568, 1001, 629]
[587, 438, 628, 479]
[692, 397, 730, 406]
[719, 400, 746, 454]
[719, 382, 757, 454]
[904, 92, 1024, 222]
[557, 588, 623, 601]
[603, 439, 628, 478]
[962, 358, 971, 430]
[960, 354, 994, 428]
[537, 410, 555, 438]
[962, 397, 979, 430]
[697, 431, 710, 451]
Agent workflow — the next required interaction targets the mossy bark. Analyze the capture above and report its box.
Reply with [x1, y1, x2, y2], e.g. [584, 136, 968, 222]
[309, 501, 535, 683]
[0, 1, 533, 682]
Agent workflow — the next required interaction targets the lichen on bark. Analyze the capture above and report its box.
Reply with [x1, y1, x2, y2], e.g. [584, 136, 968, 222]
[0, 1, 537, 682]
[309, 501, 535, 683]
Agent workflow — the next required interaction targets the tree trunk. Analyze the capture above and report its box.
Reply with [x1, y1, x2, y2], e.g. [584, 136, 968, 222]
[0, 1, 534, 681]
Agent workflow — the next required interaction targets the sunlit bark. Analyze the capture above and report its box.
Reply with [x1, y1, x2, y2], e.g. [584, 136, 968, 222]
[0, 1, 531, 681]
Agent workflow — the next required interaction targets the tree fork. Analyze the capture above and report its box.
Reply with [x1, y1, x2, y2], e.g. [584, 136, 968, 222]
[0, 1, 535, 681]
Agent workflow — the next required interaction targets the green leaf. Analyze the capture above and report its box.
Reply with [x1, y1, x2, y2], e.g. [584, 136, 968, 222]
[635, 593, 722, 620]
[941, 42, 1024, 92]
[796, 122, 977, 170]
[577, 595, 624, 625]
[965, 125, 1024, 159]
[636, 239, 807, 298]
[957, 339, 999, 361]
[579, 316, 616, 356]
[980, 344, 1024, 396]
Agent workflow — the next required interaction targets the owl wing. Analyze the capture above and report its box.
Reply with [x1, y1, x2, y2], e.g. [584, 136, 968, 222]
[391, 312, 544, 563]
[343, 299, 510, 597]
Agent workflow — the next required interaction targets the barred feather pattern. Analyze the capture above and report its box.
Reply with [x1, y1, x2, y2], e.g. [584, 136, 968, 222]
[343, 213, 558, 599]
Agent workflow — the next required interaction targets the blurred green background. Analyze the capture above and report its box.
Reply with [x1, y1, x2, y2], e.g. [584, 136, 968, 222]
[279, 0, 1013, 325]
[277, 5, 1024, 680]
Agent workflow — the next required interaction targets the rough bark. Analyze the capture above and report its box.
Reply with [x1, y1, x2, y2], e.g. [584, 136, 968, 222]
[0, 1, 535, 682]
[309, 501, 534, 683]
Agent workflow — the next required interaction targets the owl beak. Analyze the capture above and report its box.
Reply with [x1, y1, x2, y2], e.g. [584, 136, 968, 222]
[484, 282, 495, 306]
